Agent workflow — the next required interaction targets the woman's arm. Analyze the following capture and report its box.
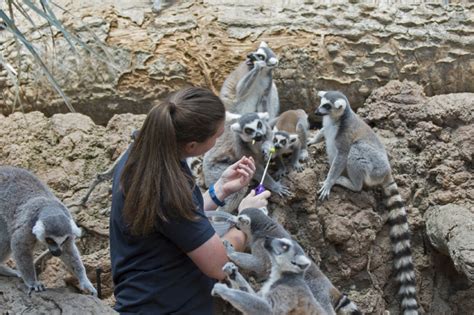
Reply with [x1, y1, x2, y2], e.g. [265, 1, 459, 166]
[202, 156, 255, 211]
[187, 228, 246, 281]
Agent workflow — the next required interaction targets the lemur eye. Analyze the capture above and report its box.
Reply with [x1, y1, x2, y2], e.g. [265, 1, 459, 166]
[322, 104, 331, 110]
[244, 128, 254, 135]
[45, 238, 55, 245]
[257, 121, 262, 129]
[281, 244, 289, 251]
[256, 54, 265, 60]
[281, 139, 287, 145]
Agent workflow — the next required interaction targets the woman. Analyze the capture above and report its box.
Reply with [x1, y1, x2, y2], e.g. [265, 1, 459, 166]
[109, 86, 271, 314]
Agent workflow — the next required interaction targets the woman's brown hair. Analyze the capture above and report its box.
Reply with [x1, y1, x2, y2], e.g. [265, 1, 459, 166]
[120, 87, 225, 236]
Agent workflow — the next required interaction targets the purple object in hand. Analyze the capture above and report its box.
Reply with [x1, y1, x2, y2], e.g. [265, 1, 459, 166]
[255, 183, 266, 195]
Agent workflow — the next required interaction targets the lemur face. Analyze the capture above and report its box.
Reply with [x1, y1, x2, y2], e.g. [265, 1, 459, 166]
[273, 131, 291, 151]
[32, 215, 81, 257]
[315, 91, 349, 119]
[264, 237, 311, 274]
[231, 112, 270, 143]
[246, 41, 278, 68]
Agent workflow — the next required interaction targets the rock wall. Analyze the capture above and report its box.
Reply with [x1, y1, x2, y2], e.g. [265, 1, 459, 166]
[0, 80, 472, 314]
[0, 1, 473, 125]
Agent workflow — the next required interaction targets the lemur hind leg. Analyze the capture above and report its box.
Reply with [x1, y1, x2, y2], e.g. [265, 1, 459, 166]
[334, 144, 367, 192]
[212, 283, 272, 315]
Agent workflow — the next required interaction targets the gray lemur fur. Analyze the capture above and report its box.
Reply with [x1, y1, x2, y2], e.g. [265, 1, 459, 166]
[0, 166, 96, 295]
[312, 90, 418, 315]
[270, 109, 310, 179]
[224, 208, 361, 315]
[213, 237, 326, 315]
[203, 112, 291, 212]
[220, 41, 280, 119]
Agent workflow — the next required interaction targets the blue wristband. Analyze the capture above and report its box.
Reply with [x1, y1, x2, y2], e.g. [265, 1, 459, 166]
[209, 183, 226, 207]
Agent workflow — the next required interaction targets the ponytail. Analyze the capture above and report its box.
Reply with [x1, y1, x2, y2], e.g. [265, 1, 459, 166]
[121, 87, 225, 236]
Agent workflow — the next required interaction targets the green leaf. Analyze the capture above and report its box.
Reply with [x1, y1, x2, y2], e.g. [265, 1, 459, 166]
[0, 9, 75, 112]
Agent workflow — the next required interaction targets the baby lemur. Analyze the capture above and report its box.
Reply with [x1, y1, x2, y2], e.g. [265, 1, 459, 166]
[213, 237, 326, 315]
[313, 91, 418, 315]
[270, 109, 310, 179]
[220, 41, 280, 119]
[225, 208, 360, 315]
[203, 112, 290, 212]
[0, 166, 96, 295]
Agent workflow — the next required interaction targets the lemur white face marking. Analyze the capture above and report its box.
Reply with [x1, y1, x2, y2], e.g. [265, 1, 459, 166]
[316, 95, 346, 116]
[334, 99, 347, 110]
[273, 133, 291, 151]
[231, 113, 269, 143]
[268, 57, 278, 66]
[265, 237, 310, 273]
[32, 220, 46, 242]
[248, 42, 278, 67]
[317, 91, 327, 98]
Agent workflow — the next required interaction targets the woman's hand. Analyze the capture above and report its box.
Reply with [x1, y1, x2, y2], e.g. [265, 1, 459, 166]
[216, 156, 256, 198]
[238, 189, 271, 213]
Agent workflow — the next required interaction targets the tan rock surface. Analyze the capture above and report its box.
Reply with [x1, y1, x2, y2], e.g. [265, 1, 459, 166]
[0, 1, 473, 125]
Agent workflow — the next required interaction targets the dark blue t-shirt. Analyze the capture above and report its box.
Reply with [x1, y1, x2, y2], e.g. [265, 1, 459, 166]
[109, 148, 216, 314]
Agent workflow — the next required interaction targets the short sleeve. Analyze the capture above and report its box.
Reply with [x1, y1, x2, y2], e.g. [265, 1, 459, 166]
[159, 211, 216, 253]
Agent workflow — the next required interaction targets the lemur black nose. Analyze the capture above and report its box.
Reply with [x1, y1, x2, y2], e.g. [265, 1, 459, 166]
[254, 134, 262, 142]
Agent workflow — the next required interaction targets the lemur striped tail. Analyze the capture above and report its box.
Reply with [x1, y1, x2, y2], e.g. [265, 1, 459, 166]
[383, 180, 419, 315]
[334, 293, 361, 315]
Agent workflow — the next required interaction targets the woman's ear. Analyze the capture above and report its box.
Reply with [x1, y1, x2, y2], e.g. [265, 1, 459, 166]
[183, 141, 198, 156]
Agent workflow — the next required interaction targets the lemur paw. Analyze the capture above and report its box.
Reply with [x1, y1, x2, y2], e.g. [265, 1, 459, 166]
[273, 182, 292, 197]
[236, 214, 251, 228]
[27, 281, 46, 295]
[222, 262, 238, 280]
[211, 283, 228, 297]
[318, 181, 332, 200]
[292, 162, 305, 173]
[80, 278, 98, 296]
[223, 240, 235, 254]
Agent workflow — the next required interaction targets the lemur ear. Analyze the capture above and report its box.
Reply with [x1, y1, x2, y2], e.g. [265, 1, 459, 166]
[32, 220, 45, 241]
[334, 99, 347, 109]
[231, 122, 241, 132]
[272, 126, 279, 132]
[70, 219, 82, 237]
[225, 111, 241, 121]
[259, 41, 268, 48]
[257, 112, 270, 120]
[294, 255, 311, 270]
[317, 91, 327, 98]
[289, 134, 298, 143]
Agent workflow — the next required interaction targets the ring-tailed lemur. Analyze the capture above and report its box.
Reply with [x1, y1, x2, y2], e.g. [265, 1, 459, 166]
[224, 208, 361, 315]
[213, 237, 326, 315]
[220, 41, 280, 119]
[0, 166, 97, 295]
[313, 91, 418, 315]
[203, 112, 291, 212]
[270, 109, 310, 179]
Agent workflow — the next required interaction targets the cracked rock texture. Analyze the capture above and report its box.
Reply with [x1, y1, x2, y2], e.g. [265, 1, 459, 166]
[0, 276, 116, 314]
[0, 0, 473, 125]
[0, 80, 472, 314]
